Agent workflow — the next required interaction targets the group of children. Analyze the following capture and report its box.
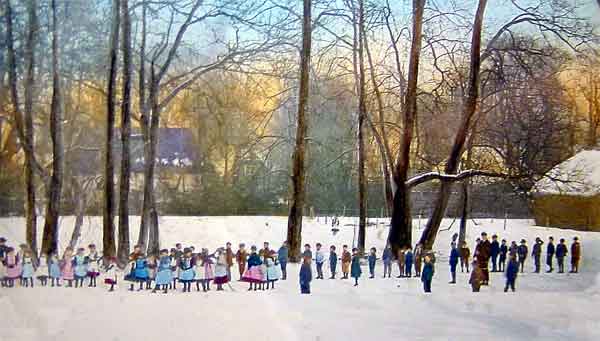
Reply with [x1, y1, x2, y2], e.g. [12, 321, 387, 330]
[0, 233, 583, 295]
[452, 233, 583, 293]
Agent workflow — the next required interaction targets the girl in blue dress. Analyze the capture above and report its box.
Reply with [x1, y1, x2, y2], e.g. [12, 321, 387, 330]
[153, 249, 173, 294]
[21, 250, 36, 287]
[131, 253, 149, 291]
[178, 248, 196, 293]
[73, 248, 89, 288]
[49, 252, 62, 287]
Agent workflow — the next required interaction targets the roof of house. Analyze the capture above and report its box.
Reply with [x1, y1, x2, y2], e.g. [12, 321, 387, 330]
[70, 128, 199, 176]
[533, 150, 600, 196]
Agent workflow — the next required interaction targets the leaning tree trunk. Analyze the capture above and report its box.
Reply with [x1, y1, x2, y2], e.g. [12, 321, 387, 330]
[104, 0, 120, 262]
[41, 0, 64, 257]
[356, 0, 367, 255]
[458, 136, 474, 247]
[117, 0, 132, 263]
[69, 178, 85, 249]
[419, 0, 488, 251]
[387, 0, 425, 256]
[287, 0, 312, 263]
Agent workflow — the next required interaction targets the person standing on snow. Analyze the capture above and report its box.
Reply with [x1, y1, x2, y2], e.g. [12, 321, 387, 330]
[504, 254, 519, 292]
[517, 239, 528, 273]
[556, 238, 568, 273]
[499, 239, 508, 272]
[532, 237, 543, 273]
[329, 245, 338, 279]
[449, 242, 460, 284]
[490, 235, 500, 272]
[382, 246, 393, 278]
[546, 236, 555, 273]
[570, 237, 581, 273]
[459, 241, 470, 273]
[277, 242, 288, 280]
[421, 255, 434, 293]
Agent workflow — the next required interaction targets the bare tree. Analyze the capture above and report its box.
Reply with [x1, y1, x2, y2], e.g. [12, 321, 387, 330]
[104, 0, 120, 262]
[356, 0, 367, 255]
[419, 0, 488, 250]
[41, 0, 64, 256]
[287, 0, 312, 262]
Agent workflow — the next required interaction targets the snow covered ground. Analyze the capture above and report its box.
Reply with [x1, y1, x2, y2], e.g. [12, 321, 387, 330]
[1, 216, 600, 341]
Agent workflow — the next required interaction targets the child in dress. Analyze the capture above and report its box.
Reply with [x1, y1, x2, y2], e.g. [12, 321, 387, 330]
[169, 248, 179, 289]
[61, 247, 75, 287]
[0, 254, 5, 287]
[132, 252, 149, 291]
[242, 245, 264, 291]
[351, 248, 362, 286]
[198, 248, 215, 291]
[265, 252, 281, 289]
[21, 249, 36, 287]
[104, 257, 118, 292]
[37, 255, 49, 286]
[73, 247, 88, 288]
[17, 244, 28, 286]
[299, 256, 312, 294]
[5, 247, 21, 287]
[86, 244, 101, 287]
[49, 252, 61, 287]
[179, 248, 195, 293]
[146, 254, 157, 290]
[154, 249, 172, 294]
[259, 254, 269, 290]
[315, 243, 325, 280]
[368, 247, 377, 279]
[213, 248, 230, 291]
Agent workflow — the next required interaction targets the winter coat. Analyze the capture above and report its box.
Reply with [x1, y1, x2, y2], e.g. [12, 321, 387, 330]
[247, 253, 262, 268]
[350, 255, 362, 278]
[476, 240, 491, 262]
[506, 259, 519, 281]
[509, 245, 518, 257]
[266, 258, 281, 281]
[74, 255, 88, 278]
[421, 263, 434, 282]
[449, 248, 460, 267]
[225, 249, 234, 267]
[382, 248, 392, 264]
[21, 256, 35, 278]
[547, 242, 555, 257]
[404, 251, 414, 267]
[490, 241, 500, 257]
[260, 248, 273, 261]
[556, 244, 568, 258]
[155, 256, 173, 286]
[179, 257, 195, 282]
[499, 245, 508, 260]
[517, 245, 528, 261]
[302, 250, 313, 260]
[299, 263, 312, 284]
[277, 246, 288, 263]
[368, 254, 376, 267]
[329, 251, 338, 268]
[459, 246, 470, 261]
[571, 242, 581, 261]
[469, 265, 484, 289]
[532, 243, 542, 257]
[315, 250, 326, 264]
[49, 256, 61, 279]
[5, 254, 21, 279]
[236, 249, 248, 264]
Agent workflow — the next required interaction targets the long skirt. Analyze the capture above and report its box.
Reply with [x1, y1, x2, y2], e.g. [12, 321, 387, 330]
[241, 266, 264, 283]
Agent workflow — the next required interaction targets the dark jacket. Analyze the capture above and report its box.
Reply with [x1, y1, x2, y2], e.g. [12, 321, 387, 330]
[382, 248, 392, 263]
[247, 253, 262, 268]
[277, 246, 288, 263]
[546, 242, 555, 257]
[299, 263, 312, 284]
[490, 241, 500, 257]
[476, 240, 491, 262]
[532, 243, 542, 257]
[517, 245, 528, 261]
[449, 248, 460, 267]
[571, 242, 581, 260]
[421, 262, 434, 282]
[404, 251, 414, 266]
[556, 244, 568, 258]
[368, 254, 377, 267]
[351, 255, 362, 278]
[499, 245, 508, 260]
[329, 251, 337, 267]
[506, 259, 519, 281]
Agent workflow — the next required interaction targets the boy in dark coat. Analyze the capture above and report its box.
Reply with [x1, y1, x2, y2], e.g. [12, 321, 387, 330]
[532, 237, 543, 273]
[505, 255, 519, 292]
[570, 237, 581, 273]
[517, 240, 528, 273]
[382, 246, 392, 278]
[556, 239, 568, 273]
[414, 244, 423, 277]
[449, 242, 460, 284]
[490, 235, 500, 272]
[368, 247, 377, 279]
[546, 237, 555, 273]
[475, 232, 491, 285]
[277, 242, 288, 280]
[421, 255, 434, 293]
[499, 239, 508, 272]
[459, 241, 470, 273]
[329, 245, 338, 279]
[469, 261, 484, 292]
[299, 256, 312, 294]
[404, 247, 414, 277]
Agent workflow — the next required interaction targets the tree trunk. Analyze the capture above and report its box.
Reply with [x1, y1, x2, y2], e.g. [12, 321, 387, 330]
[419, 0, 488, 251]
[24, 0, 39, 260]
[104, 0, 120, 262]
[41, 0, 64, 257]
[146, 93, 161, 257]
[458, 137, 474, 247]
[356, 0, 367, 255]
[387, 0, 425, 256]
[136, 1, 149, 251]
[69, 178, 85, 249]
[118, 0, 132, 261]
[286, 0, 312, 263]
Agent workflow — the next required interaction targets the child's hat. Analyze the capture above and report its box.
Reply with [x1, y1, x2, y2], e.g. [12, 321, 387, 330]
[0, 237, 6, 242]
